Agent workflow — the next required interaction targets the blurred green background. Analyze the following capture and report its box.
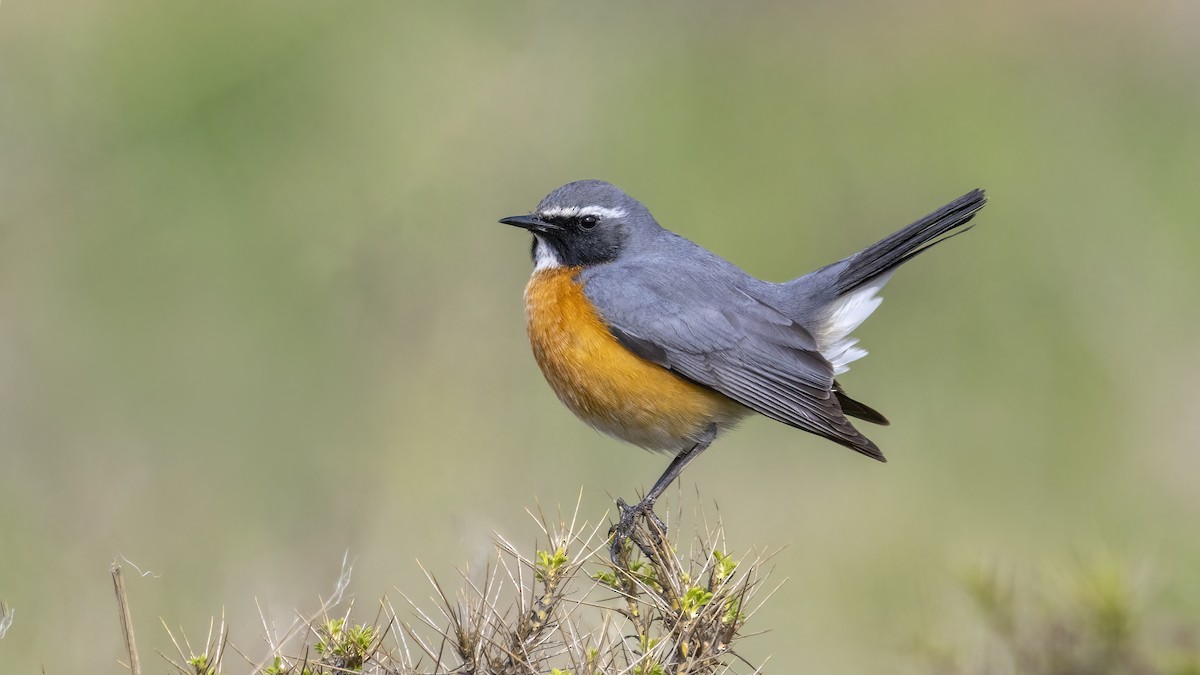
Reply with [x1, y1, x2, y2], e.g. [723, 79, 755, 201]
[2, 1, 1198, 672]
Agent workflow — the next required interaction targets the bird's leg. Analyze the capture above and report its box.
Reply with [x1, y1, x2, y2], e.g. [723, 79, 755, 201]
[610, 425, 718, 564]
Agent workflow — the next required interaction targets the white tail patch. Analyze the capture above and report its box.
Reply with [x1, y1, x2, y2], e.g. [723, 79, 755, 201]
[816, 271, 893, 375]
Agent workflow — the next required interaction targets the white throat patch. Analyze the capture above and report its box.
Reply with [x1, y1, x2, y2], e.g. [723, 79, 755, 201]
[532, 235, 562, 271]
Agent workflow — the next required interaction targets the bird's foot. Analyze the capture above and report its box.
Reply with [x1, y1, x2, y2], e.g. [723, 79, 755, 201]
[608, 497, 667, 565]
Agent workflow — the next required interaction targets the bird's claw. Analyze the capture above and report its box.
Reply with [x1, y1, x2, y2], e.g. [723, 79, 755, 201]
[608, 497, 666, 565]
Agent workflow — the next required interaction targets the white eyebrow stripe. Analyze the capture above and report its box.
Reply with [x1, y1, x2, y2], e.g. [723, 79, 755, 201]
[538, 205, 628, 219]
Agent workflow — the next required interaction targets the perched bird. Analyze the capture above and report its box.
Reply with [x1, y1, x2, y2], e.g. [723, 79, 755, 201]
[500, 181, 986, 558]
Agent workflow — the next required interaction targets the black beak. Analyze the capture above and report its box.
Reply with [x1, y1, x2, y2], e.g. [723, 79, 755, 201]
[499, 214, 552, 231]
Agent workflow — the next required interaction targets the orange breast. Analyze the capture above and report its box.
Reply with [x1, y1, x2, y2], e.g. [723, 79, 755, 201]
[524, 267, 745, 452]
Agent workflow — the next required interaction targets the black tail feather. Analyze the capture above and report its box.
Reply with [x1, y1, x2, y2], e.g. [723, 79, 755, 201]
[835, 189, 987, 296]
[834, 381, 890, 426]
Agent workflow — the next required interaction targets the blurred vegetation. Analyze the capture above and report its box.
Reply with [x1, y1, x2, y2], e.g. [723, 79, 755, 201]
[915, 560, 1200, 674]
[1, 1, 1198, 673]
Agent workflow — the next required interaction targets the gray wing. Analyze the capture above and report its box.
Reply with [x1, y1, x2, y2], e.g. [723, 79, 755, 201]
[582, 264, 885, 461]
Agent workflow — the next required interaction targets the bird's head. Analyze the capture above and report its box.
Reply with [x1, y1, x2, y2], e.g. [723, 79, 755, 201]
[500, 180, 656, 270]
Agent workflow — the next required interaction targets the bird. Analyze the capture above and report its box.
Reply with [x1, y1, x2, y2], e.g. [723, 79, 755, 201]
[500, 180, 986, 559]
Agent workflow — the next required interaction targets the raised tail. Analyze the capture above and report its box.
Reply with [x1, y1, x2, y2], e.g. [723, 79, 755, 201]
[784, 188, 988, 379]
[834, 189, 987, 296]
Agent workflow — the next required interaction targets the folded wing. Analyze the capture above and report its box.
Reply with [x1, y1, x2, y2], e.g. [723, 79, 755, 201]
[586, 268, 885, 461]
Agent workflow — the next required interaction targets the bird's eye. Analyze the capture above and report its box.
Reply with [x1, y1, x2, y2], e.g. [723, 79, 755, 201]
[579, 215, 599, 229]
